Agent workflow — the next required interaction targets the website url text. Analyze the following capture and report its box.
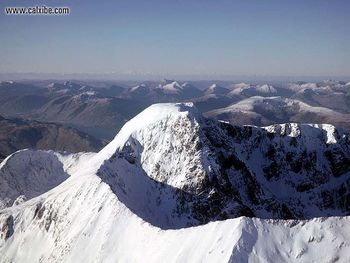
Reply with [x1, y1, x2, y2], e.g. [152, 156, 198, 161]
[4, 6, 70, 15]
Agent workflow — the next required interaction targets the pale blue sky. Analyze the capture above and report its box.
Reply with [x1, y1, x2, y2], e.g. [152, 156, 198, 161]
[0, 0, 349, 79]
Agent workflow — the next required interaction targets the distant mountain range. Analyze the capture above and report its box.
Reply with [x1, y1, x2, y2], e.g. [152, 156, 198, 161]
[0, 79, 349, 142]
[205, 96, 350, 130]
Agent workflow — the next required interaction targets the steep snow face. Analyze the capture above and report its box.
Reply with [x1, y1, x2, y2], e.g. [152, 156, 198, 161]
[96, 103, 216, 192]
[0, 174, 349, 263]
[229, 217, 350, 263]
[1, 194, 350, 263]
[94, 103, 350, 225]
[0, 103, 350, 261]
[90, 104, 236, 227]
[93, 103, 224, 227]
[0, 150, 69, 210]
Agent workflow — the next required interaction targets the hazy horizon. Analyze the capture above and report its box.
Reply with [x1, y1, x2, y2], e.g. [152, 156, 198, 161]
[0, 72, 350, 83]
[1, 0, 349, 78]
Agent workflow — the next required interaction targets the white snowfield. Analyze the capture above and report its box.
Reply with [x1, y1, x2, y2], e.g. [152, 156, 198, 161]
[0, 103, 350, 263]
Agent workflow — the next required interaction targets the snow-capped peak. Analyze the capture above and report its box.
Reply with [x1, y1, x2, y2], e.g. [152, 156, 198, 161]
[95, 103, 211, 192]
[1, 103, 350, 261]
[159, 81, 183, 94]
[100, 103, 200, 150]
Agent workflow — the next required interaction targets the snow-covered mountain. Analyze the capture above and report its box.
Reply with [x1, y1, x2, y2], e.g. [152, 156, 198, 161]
[229, 83, 277, 97]
[157, 80, 203, 98]
[205, 96, 350, 130]
[1, 79, 349, 142]
[0, 103, 350, 262]
[124, 80, 203, 102]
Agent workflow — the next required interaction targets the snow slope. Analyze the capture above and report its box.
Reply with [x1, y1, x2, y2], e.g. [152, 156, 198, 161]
[0, 103, 350, 262]
[0, 150, 69, 210]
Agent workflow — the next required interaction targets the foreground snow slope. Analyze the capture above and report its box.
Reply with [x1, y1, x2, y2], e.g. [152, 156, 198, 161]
[0, 103, 350, 262]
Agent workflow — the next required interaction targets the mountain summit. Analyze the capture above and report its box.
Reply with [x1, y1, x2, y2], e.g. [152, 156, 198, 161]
[0, 103, 350, 262]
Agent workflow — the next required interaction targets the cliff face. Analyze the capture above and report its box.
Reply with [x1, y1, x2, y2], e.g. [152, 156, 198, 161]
[0, 103, 349, 262]
[96, 103, 350, 228]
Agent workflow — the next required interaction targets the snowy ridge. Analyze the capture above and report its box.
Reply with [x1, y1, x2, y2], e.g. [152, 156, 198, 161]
[205, 96, 350, 128]
[263, 123, 340, 144]
[0, 103, 350, 262]
[229, 84, 277, 96]
[212, 96, 344, 115]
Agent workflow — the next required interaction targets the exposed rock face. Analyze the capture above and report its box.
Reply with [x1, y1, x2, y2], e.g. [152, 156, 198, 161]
[95, 103, 350, 228]
[1, 215, 14, 240]
[0, 103, 349, 262]
[1, 104, 349, 226]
